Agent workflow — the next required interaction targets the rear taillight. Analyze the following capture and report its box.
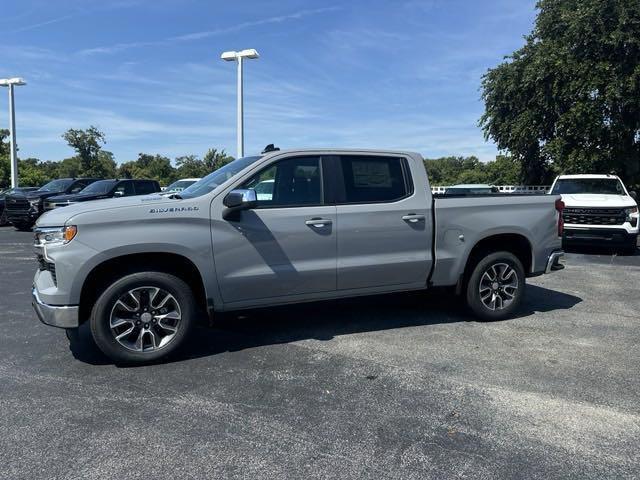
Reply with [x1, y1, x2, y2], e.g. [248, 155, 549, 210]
[555, 198, 565, 236]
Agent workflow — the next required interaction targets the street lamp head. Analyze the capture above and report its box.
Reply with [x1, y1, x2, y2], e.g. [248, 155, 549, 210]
[238, 49, 259, 59]
[220, 49, 259, 61]
[0, 77, 26, 86]
[221, 51, 238, 61]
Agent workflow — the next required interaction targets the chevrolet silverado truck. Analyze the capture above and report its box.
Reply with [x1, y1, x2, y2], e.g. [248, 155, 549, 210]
[32, 149, 565, 364]
[6, 178, 101, 230]
[550, 174, 638, 254]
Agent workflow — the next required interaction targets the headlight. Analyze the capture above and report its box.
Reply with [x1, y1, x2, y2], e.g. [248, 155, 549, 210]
[34, 226, 77, 246]
[29, 199, 40, 206]
[624, 206, 638, 216]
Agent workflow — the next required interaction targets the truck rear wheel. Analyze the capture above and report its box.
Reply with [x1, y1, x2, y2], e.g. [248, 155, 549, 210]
[90, 271, 195, 364]
[465, 251, 525, 321]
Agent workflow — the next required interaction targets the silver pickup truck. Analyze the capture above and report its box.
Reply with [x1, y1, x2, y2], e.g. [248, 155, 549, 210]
[32, 149, 565, 364]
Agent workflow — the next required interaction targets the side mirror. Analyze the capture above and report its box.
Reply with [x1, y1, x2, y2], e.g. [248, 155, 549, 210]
[223, 189, 257, 219]
[629, 191, 637, 201]
[113, 190, 124, 197]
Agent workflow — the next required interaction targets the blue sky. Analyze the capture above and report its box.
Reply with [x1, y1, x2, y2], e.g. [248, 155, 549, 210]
[0, 0, 537, 163]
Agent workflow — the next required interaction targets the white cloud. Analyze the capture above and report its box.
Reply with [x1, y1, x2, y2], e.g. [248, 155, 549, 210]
[77, 6, 342, 56]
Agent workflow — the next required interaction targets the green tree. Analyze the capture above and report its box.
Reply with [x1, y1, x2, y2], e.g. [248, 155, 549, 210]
[484, 155, 521, 185]
[62, 126, 107, 177]
[481, 0, 640, 184]
[118, 153, 177, 184]
[175, 154, 205, 178]
[203, 148, 234, 172]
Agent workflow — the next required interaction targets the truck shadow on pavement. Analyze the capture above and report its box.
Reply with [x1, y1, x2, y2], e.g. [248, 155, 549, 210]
[68, 284, 582, 366]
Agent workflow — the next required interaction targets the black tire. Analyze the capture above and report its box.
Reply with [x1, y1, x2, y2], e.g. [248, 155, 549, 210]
[465, 251, 525, 321]
[90, 271, 195, 364]
[0, 209, 7, 226]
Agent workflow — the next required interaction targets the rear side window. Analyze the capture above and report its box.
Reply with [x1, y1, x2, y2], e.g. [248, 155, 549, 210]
[339, 156, 411, 203]
[241, 156, 322, 207]
[135, 181, 159, 195]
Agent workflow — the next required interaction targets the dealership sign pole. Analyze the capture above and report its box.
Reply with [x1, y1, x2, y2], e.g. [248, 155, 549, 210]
[0, 77, 26, 188]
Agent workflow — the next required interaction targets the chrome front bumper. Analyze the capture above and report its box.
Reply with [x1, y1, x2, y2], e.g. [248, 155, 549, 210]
[545, 250, 565, 274]
[32, 287, 79, 328]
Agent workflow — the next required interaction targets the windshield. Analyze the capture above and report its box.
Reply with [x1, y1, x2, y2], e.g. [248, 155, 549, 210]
[79, 180, 117, 195]
[165, 180, 198, 192]
[180, 156, 262, 198]
[37, 179, 74, 192]
[551, 178, 625, 195]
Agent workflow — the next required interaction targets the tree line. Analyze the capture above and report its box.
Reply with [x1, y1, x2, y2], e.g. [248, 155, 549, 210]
[0, 126, 526, 189]
[0, 127, 235, 188]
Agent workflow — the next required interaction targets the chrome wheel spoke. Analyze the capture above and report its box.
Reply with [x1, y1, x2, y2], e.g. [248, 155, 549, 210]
[115, 325, 135, 341]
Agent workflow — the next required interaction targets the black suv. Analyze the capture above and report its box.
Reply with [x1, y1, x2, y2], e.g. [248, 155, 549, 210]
[0, 187, 39, 225]
[44, 179, 161, 211]
[5, 178, 101, 230]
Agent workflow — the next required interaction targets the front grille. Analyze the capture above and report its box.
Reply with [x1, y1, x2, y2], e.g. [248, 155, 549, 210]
[563, 207, 626, 226]
[36, 254, 57, 286]
[5, 196, 30, 212]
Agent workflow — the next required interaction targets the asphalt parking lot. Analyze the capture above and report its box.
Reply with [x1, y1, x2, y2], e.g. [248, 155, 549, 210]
[1, 227, 639, 480]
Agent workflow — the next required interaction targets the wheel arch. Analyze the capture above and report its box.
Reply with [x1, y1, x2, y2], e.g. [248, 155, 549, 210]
[78, 252, 208, 325]
[457, 233, 533, 294]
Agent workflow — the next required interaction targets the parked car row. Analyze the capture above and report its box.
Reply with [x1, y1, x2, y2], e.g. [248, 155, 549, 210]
[3, 178, 164, 230]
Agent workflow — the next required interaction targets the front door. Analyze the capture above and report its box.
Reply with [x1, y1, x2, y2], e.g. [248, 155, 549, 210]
[212, 156, 337, 304]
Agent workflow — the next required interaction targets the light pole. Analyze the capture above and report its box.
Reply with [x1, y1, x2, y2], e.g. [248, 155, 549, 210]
[221, 49, 259, 158]
[0, 77, 26, 188]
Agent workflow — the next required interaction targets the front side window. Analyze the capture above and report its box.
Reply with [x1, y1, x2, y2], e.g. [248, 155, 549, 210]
[80, 180, 117, 194]
[340, 156, 410, 203]
[114, 181, 135, 196]
[551, 178, 625, 195]
[241, 156, 322, 207]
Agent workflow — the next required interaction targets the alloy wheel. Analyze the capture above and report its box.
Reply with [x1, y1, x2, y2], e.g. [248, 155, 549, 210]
[478, 262, 519, 311]
[109, 286, 182, 352]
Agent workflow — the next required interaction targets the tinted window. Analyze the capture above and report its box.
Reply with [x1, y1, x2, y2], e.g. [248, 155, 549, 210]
[241, 157, 322, 207]
[114, 181, 135, 196]
[340, 156, 410, 203]
[135, 181, 158, 195]
[79, 180, 116, 194]
[69, 179, 94, 193]
[551, 178, 625, 195]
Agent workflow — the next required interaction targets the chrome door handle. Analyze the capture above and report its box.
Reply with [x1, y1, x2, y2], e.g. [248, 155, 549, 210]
[305, 218, 332, 228]
[402, 213, 425, 223]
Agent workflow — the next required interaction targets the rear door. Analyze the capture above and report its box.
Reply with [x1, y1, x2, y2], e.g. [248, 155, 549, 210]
[212, 155, 337, 304]
[335, 154, 432, 290]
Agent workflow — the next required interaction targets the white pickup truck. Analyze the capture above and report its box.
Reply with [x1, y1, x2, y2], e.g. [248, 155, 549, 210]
[550, 174, 638, 253]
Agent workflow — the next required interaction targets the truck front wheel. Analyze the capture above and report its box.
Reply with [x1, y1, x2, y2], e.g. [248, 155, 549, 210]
[90, 272, 195, 364]
[465, 251, 525, 321]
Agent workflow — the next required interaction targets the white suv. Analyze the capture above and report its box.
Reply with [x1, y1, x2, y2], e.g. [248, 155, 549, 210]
[550, 174, 638, 253]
